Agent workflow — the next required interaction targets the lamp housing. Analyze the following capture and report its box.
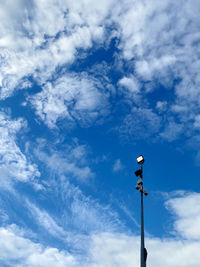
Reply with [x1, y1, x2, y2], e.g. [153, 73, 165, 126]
[137, 179, 143, 185]
[135, 169, 142, 177]
[136, 155, 144, 165]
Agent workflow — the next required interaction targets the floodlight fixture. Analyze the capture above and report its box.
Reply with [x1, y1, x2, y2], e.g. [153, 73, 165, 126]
[135, 169, 142, 177]
[136, 184, 140, 190]
[143, 190, 148, 196]
[136, 155, 144, 165]
[137, 179, 143, 185]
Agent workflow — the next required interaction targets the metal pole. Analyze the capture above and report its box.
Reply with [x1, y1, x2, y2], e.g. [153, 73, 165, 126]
[135, 156, 148, 267]
[141, 187, 146, 267]
[140, 164, 145, 267]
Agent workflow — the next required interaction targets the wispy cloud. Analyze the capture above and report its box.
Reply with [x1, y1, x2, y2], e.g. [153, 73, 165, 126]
[29, 73, 110, 128]
[112, 159, 124, 172]
[34, 140, 95, 182]
[26, 200, 67, 240]
[0, 112, 40, 188]
[119, 107, 161, 141]
[2, 192, 200, 267]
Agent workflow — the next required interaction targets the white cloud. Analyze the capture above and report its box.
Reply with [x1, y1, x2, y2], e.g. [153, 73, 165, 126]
[118, 76, 141, 94]
[88, 232, 200, 267]
[0, 0, 114, 99]
[1, 192, 200, 266]
[0, 226, 77, 267]
[69, 191, 120, 234]
[88, 192, 200, 267]
[34, 141, 94, 182]
[160, 120, 183, 142]
[156, 101, 167, 112]
[56, 179, 122, 234]
[115, 0, 200, 141]
[119, 107, 161, 140]
[0, 225, 200, 267]
[1, 0, 200, 144]
[166, 192, 200, 240]
[30, 73, 109, 128]
[0, 0, 200, 144]
[88, 233, 139, 267]
[1, 227, 200, 267]
[0, 228, 200, 267]
[0, 112, 40, 187]
[113, 159, 123, 172]
[26, 201, 67, 240]
[26, 140, 121, 235]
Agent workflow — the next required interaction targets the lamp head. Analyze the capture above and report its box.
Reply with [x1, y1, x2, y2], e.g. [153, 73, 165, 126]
[135, 169, 142, 177]
[135, 184, 140, 190]
[136, 155, 144, 165]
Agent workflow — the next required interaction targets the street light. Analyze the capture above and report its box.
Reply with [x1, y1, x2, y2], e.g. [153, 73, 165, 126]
[135, 155, 148, 267]
[136, 155, 144, 165]
[135, 169, 143, 177]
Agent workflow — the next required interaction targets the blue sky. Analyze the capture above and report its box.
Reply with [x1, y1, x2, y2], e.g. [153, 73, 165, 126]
[0, 0, 200, 266]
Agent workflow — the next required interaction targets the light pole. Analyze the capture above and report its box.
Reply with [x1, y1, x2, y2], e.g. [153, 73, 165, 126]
[135, 155, 148, 267]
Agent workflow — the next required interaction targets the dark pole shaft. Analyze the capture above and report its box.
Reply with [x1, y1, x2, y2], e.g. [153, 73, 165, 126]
[141, 190, 146, 267]
[140, 164, 146, 267]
